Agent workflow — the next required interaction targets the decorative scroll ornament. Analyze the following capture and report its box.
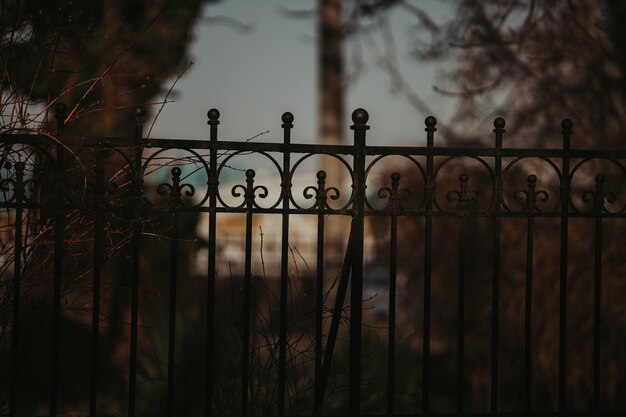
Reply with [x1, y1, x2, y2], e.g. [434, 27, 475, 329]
[515, 174, 549, 213]
[377, 172, 411, 211]
[231, 169, 269, 208]
[582, 175, 617, 213]
[157, 167, 196, 208]
[447, 174, 480, 214]
[0, 162, 34, 204]
[303, 170, 340, 210]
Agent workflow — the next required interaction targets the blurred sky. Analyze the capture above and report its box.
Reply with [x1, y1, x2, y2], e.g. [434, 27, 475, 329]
[149, 0, 455, 146]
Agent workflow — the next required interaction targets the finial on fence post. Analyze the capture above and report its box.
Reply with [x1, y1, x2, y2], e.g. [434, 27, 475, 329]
[351, 108, 369, 133]
[207, 108, 220, 142]
[493, 117, 505, 149]
[351, 108, 369, 148]
[561, 119, 573, 150]
[425, 116, 437, 147]
[55, 102, 67, 134]
[493, 117, 505, 131]
[281, 112, 294, 128]
[207, 109, 220, 125]
[133, 106, 145, 139]
[282, 112, 293, 144]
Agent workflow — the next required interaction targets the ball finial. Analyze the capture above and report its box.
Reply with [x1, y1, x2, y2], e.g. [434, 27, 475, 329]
[391, 172, 401, 182]
[527, 174, 537, 184]
[351, 108, 369, 125]
[425, 116, 437, 128]
[561, 118, 573, 131]
[207, 108, 220, 121]
[55, 102, 68, 117]
[282, 112, 294, 125]
[245, 169, 255, 179]
[133, 106, 146, 121]
[494, 117, 505, 129]
[459, 174, 469, 183]
[172, 167, 181, 176]
[316, 170, 327, 180]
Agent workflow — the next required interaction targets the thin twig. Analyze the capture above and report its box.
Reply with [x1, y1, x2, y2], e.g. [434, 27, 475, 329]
[292, 246, 312, 274]
[259, 225, 266, 279]
[64, 6, 168, 124]
[288, 244, 300, 280]
[35, 131, 86, 171]
[146, 61, 194, 139]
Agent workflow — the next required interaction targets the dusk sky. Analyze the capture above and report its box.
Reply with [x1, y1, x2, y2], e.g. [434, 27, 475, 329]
[149, 0, 454, 146]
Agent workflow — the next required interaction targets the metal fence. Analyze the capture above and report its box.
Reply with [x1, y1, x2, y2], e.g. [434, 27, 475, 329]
[1, 104, 626, 417]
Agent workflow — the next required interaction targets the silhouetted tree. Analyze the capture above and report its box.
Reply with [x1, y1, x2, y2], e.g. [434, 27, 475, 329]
[366, 0, 626, 412]
[2, 0, 218, 134]
[393, 0, 626, 148]
[1, 1, 219, 415]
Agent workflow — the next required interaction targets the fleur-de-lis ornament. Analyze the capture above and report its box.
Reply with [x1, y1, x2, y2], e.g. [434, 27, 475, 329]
[0, 162, 34, 204]
[303, 170, 340, 210]
[231, 169, 269, 208]
[157, 167, 196, 208]
[377, 172, 411, 211]
[582, 175, 617, 213]
[447, 174, 480, 214]
[515, 174, 549, 213]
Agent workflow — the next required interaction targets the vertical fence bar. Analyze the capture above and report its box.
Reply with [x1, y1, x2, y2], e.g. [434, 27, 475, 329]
[278, 112, 293, 416]
[313, 170, 327, 416]
[491, 118, 504, 414]
[167, 215, 179, 417]
[50, 103, 67, 417]
[450, 172, 477, 415]
[387, 172, 401, 416]
[167, 167, 183, 417]
[9, 161, 25, 417]
[524, 174, 539, 414]
[89, 154, 105, 417]
[205, 108, 219, 417]
[241, 169, 256, 417]
[128, 106, 145, 417]
[559, 119, 572, 414]
[423, 116, 436, 416]
[592, 175, 605, 412]
[349, 108, 368, 416]
[456, 175, 468, 415]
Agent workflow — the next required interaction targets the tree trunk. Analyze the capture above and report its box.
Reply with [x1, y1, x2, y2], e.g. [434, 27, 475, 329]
[318, 0, 347, 256]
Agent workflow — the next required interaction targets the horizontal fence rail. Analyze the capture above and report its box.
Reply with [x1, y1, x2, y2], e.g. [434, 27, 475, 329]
[1, 104, 625, 417]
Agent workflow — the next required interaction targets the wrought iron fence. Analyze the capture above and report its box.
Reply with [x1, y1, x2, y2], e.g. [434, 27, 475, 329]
[1, 103, 625, 416]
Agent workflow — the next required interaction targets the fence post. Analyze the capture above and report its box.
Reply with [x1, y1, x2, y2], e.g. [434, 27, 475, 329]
[50, 102, 67, 417]
[422, 115, 436, 416]
[89, 152, 105, 417]
[206, 108, 219, 417]
[491, 117, 505, 413]
[9, 161, 26, 417]
[559, 118, 572, 414]
[314, 169, 328, 415]
[590, 174, 608, 412]
[349, 108, 368, 416]
[241, 168, 256, 417]
[128, 105, 145, 417]
[166, 167, 182, 417]
[278, 111, 293, 417]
